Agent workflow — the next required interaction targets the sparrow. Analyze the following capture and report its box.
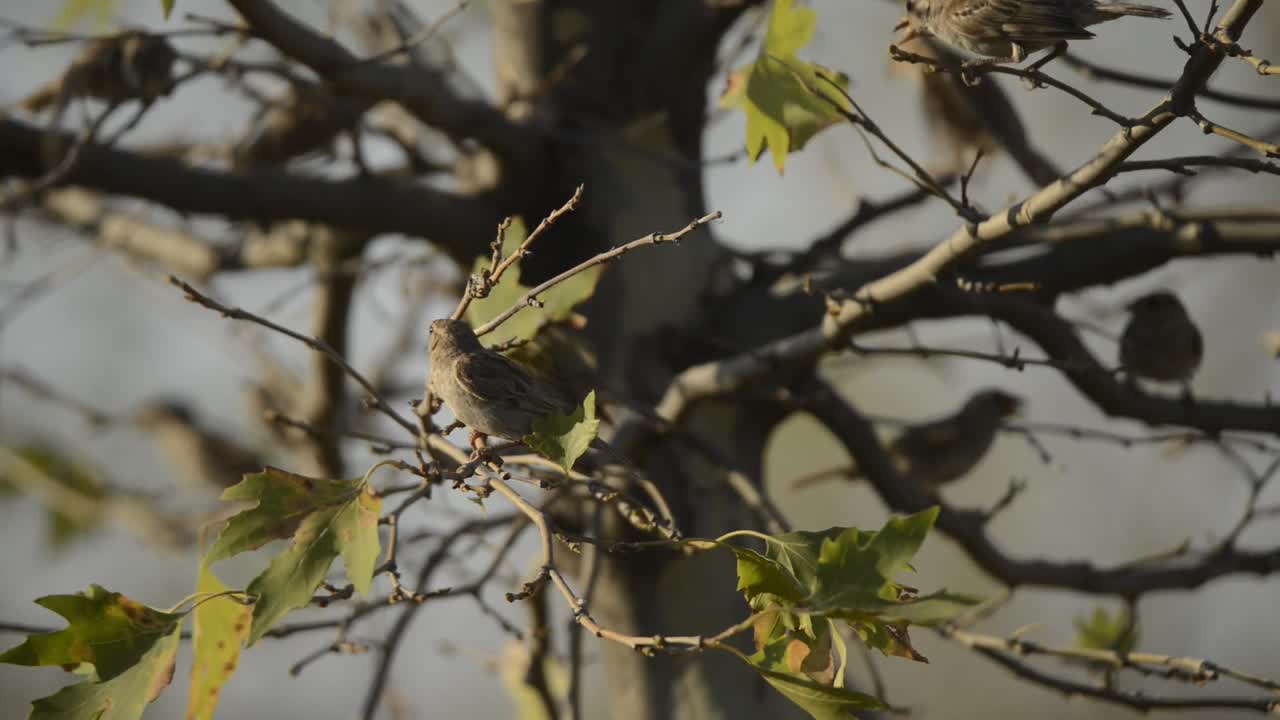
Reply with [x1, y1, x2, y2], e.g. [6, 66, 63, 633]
[233, 82, 364, 168]
[20, 31, 178, 114]
[428, 319, 583, 445]
[889, 35, 1063, 186]
[895, 0, 1171, 67]
[1118, 291, 1203, 385]
[793, 389, 1022, 491]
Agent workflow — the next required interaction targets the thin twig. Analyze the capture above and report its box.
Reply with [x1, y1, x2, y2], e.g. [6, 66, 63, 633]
[566, 507, 602, 720]
[473, 211, 721, 336]
[452, 184, 584, 320]
[169, 276, 419, 437]
[348, 0, 469, 68]
[887, 45, 1132, 127]
[1059, 52, 1280, 111]
[944, 627, 1280, 693]
[1187, 110, 1280, 157]
[488, 475, 756, 654]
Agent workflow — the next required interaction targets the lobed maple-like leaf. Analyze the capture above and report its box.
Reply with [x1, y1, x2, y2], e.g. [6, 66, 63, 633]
[0, 584, 182, 682]
[28, 623, 181, 720]
[719, 0, 851, 173]
[523, 391, 600, 473]
[710, 509, 979, 717]
[204, 468, 382, 645]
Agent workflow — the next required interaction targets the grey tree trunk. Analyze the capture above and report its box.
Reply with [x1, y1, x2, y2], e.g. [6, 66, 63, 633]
[490, 2, 804, 717]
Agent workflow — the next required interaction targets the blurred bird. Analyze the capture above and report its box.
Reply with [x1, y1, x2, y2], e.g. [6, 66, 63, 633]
[1118, 291, 1203, 386]
[20, 31, 178, 113]
[133, 401, 264, 490]
[889, 35, 1062, 186]
[793, 389, 1023, 491]
[896, 0, 1170, 67]
[428, 319, 583, 446]
[234, 82, 364, 168]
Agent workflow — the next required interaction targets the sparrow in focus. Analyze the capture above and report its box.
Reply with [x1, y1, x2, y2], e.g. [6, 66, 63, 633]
[793, 389, 1023, 491]
[895, 0, 1171, 67]
[428, 319, 583, 445]
[1118, 291, 1203, 386]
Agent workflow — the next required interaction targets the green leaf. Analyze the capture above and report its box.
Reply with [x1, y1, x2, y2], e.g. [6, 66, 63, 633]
[847, 617, 927, 663]
[161, 0, 175, 19]
[185, 565, 250, 720]
[0, 585, 182, 682]
[335, 484, 382, 597]
[866, 589, 985, 627]
[719, 0, 851, 174]
[204, 467, 382, 644]
[808, 507, 940, 612]
[27, 621, 181, 720]
[523, 391, 600, 473]
[1075, 607, 1138, 655]
[829, 621, 849, 689]
[240, 481, 381, 646]
[243, 507, 344, 646]
[724, 544, 807, 609]
[723, 509, 976, 668]
[205, 467, 363, 565]
[734, 617, 885, 720]
[465, 217, 603, 346]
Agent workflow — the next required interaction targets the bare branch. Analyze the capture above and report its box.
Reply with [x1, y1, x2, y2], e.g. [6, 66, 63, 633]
[473, 211, 722, 337]
[168, 276, 419, 437]
[0, 117, 498, 260]
[648, 0, 1269, 431]
[225, 0, 529, 157]
[946, 626, 1279, 714]
[801, 378, 1280, 596]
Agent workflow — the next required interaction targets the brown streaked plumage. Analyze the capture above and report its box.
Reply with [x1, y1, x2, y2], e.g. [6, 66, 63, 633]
[897, 0, 1170, 65]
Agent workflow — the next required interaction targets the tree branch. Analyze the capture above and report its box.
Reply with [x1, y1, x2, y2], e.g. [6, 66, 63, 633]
[801, 378, 1280, 596]
[0, 117, 498, 261]
[225, 0, 530, 158]
[648, 0, 1267, 430]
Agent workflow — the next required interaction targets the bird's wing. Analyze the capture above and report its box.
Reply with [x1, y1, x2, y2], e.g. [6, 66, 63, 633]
[951, 0, 1094, 43]
[1189, 324, 1204, 364]
[454, 353, 575, 417]
[891, 419, 964, 459]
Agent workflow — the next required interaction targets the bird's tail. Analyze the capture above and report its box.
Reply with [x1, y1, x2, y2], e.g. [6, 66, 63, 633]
[1096, 3, 1172, 18]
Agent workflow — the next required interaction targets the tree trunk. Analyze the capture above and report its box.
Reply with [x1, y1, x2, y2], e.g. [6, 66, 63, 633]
[487, 2, 804, 716]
